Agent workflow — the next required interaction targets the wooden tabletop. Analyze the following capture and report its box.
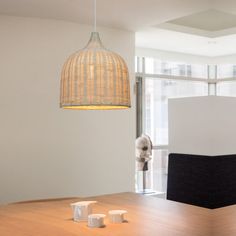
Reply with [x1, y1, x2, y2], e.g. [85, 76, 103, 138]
[0, 192, 216, 236]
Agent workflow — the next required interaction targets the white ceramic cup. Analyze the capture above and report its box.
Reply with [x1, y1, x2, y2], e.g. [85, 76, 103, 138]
[108, 210, 127, 223]
[88, 214, 106, 228]
[70, 201, 97, 222]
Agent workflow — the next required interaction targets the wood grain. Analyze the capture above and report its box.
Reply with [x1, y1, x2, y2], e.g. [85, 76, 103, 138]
[212, 205, 236, 236]
[0, 192, 212, 236]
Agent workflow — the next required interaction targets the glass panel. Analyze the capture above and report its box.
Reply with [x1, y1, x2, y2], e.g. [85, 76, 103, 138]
[217, 81, 236, 97]
[217, 64, 236, 78]
[135, 56, 143, 73]
[208, 83, 217, 96]
[151, 149, 168, 193]
[135, 149, 168, 194]
[144, 57, 208, 78]
[135, 56, 138, 73]
[143, 78, 208, 145]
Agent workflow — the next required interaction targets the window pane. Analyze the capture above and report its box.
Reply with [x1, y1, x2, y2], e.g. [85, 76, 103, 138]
[135, 56, 143, 73]
[143, 78, 208, 145]
[145, 57, 208, 78]
[135, 149, 168, 194]
[217, 81, 236, 96]
[151, 149, 168, 193]
[217, 64, 236, 78]
[135, 56, 138, 73]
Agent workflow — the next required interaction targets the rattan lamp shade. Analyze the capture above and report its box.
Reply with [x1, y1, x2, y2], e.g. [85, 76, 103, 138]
[60, 32, 131, 110]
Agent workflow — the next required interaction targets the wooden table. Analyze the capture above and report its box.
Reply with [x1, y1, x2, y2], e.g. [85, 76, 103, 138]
[0, 192, 218, 236]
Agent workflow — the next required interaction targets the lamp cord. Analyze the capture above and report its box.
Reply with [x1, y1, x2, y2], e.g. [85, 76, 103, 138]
[94, 0, 97, 32]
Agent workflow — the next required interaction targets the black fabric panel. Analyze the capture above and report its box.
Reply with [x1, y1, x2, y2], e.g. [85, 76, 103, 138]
[167, 153, 236, 209]
[212, 155, 236, 208]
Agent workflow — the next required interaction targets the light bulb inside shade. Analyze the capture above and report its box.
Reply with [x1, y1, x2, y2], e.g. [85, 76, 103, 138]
[62, 105, 130, 110]
[89, 65, 95, 79]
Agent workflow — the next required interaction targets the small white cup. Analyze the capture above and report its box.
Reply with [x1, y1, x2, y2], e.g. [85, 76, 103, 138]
[108, 210, 127, 223]
[88, 214, 106, 228]
[70, 201, 97, 222]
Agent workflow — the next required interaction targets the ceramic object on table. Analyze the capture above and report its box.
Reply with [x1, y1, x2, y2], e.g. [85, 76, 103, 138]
[108, 210, 127, 223]
[70, 201, 97, 221]
[87, 214, 106, 228]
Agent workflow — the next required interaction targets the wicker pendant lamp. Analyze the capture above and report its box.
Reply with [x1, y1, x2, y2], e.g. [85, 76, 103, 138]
[60, 0, 131, 110]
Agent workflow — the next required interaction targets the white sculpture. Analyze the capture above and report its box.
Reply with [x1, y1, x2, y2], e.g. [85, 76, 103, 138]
[135, 134, 153, 171]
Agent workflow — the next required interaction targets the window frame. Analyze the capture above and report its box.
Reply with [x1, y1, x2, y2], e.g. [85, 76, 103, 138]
[136, 56, 236, 150]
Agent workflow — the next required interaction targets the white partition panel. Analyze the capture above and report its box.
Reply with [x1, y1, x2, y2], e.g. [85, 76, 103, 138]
[169, 96, 236, 156]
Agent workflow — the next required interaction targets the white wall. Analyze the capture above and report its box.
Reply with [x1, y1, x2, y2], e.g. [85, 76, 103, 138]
[169, 96, 236, 156]
[0, 15, 135, 204]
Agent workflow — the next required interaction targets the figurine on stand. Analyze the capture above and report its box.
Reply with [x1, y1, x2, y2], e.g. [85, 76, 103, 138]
[135, 134, 152, 171]
[135, 134, 153, 193]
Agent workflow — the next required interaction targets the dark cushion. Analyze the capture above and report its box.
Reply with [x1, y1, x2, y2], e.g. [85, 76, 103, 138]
[167, 153, 236, 209]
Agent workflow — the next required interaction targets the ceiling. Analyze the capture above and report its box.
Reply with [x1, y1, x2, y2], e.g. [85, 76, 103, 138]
[0, 0, 210, 31]
[136, 28, 236, 57]
[135, 2, 236, 57]
[1, 0, 236, 56]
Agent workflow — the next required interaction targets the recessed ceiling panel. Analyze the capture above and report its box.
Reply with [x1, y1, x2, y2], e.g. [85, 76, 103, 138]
[168, 9, 236, 31]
